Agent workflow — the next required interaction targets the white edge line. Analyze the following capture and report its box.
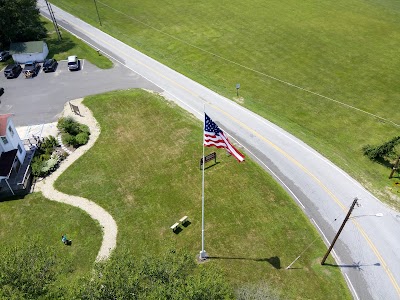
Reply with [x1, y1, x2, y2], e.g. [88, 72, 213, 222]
[311, 218, 330, 245]
[345, 273, 360, 300]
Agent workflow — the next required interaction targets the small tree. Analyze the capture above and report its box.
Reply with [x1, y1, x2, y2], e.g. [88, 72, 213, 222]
[363, 136, 400, 161]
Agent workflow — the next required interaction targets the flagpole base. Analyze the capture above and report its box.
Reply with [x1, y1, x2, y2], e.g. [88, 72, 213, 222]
[199, 250, 208, 261]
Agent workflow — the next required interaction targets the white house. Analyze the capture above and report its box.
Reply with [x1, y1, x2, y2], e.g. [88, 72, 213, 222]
[9, 41, 49, 63]
[0, 114, 26, 195]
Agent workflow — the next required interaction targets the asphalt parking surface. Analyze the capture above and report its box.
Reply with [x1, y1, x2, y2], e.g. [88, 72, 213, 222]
[0, 60, 162, 126]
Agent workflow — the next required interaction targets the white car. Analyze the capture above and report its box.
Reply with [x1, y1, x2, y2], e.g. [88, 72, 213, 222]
[67, 55, 80, 71]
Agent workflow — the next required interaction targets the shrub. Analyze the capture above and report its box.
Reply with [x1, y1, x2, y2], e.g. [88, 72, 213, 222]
[58, 117, 90, 148]
[62, 132, 76, 147]
[75, 132, 89, 146]
[58, 117, 80, 135]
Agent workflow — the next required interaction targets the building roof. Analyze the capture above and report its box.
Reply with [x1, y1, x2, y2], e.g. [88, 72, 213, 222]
[0, 114, 13, 136]
[9, 41, 46, 54]
[0, 149, 17, 178]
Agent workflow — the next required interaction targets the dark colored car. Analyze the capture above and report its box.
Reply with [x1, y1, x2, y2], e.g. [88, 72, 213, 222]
[4, 63, 22, 79]
[22, 61, 40, 78]
[42, 58, 58, 73]
[0, 88, 4, 96]
[0, 51, 11, 62]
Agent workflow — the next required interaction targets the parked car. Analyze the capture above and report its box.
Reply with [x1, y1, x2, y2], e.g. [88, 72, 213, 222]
[0, 51, 11, 62]
[42, 58, 58, 73]
[67, 55, 80, 71]
[4, 63, 22, 79]
[22, 61, 40, 78]
[0, 88, 4, 96]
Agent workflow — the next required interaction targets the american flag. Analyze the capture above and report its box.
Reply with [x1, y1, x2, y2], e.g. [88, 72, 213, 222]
[204, 113, 245, 162]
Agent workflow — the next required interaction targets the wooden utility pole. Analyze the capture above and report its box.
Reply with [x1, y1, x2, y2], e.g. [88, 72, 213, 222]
[321, 198, 358, 265]
[389, 156, 400, 179]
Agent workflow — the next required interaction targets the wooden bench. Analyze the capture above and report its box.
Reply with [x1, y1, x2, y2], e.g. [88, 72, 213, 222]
[179, 216, 188, 225]
[170, 222, 180, 231]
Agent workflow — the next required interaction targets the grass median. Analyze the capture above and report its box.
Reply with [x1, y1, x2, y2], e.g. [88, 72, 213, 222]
[49, 0, 400, 208]
[55, 89, 351, 299]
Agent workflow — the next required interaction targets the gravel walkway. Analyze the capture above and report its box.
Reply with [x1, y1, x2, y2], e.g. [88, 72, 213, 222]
[35, 99, 117, 261]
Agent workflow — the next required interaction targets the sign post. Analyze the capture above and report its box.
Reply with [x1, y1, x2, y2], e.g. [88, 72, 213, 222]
[236, 83, 240, 97]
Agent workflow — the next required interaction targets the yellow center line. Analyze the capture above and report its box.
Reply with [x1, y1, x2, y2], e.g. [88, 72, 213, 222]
[62, 15, 400, 297]
[210, 103, 400, 296]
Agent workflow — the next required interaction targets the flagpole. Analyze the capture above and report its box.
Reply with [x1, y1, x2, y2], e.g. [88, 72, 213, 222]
[200, 106, 207, 260]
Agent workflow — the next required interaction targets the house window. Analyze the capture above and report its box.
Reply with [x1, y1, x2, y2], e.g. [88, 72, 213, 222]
[8, 125, 14, 137]
[1, 136, 8, 144]
[18, 144, 23, 154]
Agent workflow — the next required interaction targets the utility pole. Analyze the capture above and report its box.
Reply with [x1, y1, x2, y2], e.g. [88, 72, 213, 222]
[44, 0, 62, 41]
[321, 197, 358, 265]
[93, 0, 102, 26]
[389, 156, 400, 179]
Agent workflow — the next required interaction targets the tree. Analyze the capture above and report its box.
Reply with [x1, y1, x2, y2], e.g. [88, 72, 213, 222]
[0, 0, 47, 48]
[0, 242, 67, 299]
[71, 249, 234, 300]
[363, 136, 400, 161]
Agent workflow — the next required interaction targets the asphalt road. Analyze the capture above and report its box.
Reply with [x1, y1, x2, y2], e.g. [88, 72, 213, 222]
[37, 1, 400, 299]
[0, 55, 160, 126]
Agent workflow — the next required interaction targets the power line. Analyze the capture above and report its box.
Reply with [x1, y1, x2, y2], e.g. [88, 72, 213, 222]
[95, 0, 399, 128]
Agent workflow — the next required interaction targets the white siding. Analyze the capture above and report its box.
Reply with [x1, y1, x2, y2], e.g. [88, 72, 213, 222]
[0, 119, 26, 164]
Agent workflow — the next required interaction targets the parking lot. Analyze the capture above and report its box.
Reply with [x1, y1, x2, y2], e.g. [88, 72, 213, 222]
[0, 59, 161, 126]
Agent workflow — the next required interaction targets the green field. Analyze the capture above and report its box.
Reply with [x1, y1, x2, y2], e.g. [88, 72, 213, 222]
[54, 90, 351, 299]
[48, 0, 400, 208]
[0, 192, 102, 278]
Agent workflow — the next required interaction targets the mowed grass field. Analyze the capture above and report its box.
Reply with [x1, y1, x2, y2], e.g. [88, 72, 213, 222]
[0, 192, 102, 279]
[49, 0, 400, 208]
[54, 90, 351, 299]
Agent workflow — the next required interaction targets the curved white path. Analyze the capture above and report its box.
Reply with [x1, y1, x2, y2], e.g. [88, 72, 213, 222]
[35, 99, 117, 261]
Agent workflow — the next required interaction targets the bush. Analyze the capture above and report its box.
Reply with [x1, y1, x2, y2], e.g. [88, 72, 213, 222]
[62, 132, 76, 147]
[75, 132, 89, 146]
[58, 117, 80, 135]
[58, 117, 90, 148]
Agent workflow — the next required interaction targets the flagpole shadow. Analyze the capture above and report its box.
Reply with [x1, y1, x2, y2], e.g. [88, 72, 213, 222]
[208, 255, 282, 269]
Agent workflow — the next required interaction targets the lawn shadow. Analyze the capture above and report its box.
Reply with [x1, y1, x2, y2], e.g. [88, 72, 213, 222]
[371, 156, 396, 169]
[46, 38, 76, 58]
[208, 255, 281, 269]
[202, 161, 220, 170]
[173, 227, 183, 234]
[182, 220, 191, 228]
[0, 194, 27, 203]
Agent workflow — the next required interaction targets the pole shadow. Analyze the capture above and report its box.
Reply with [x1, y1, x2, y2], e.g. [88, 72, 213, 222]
[208, 255, 281, 269]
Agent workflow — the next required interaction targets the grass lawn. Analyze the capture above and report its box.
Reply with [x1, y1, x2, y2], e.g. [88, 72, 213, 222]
[0, 192, 102, 280]
[49, 0, 400, 208]
[42, 17, 112, 69]
[55, 90, 351, 299]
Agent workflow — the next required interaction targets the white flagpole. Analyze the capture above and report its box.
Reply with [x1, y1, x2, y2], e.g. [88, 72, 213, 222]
[200, 106, 207, 260]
